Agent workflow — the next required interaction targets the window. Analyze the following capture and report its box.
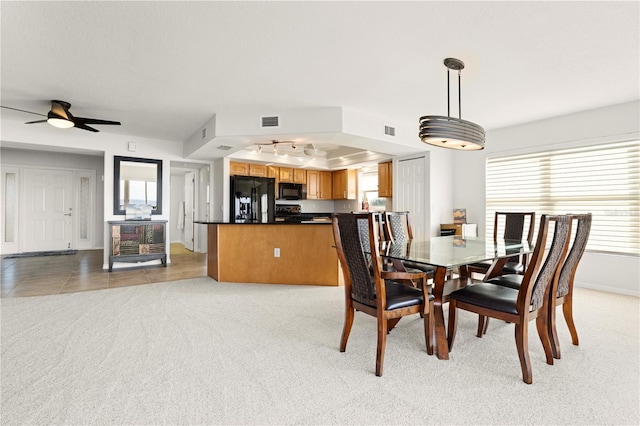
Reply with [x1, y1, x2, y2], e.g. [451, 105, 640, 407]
[359, 170, 385, 211]
[486, 140, 640, 256]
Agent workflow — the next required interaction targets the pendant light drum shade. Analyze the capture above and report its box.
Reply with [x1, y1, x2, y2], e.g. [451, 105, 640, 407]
[419, 58, 485, 151]
[419, 115, 485, 150]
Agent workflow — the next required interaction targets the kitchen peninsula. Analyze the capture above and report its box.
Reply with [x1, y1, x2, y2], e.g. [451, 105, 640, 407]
[196, 221, 342, 286]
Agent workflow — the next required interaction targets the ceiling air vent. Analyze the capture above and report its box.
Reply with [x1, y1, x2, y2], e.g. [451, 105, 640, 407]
[384, 125, 396, 137]
[261, 116, 279, 127]
[217, 145, 233, 151]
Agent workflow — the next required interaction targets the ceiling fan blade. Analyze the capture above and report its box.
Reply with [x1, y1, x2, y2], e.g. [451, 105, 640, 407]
[50, 101, 71, 120]
[1, 105, 46, 117]
[24, 119, 48, 124]
[74, 117, 121, 126]
[74, 123, 99, 132]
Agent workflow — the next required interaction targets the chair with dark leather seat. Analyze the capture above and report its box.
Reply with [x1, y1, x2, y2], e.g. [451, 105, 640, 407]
[486, 214, 592, 358]
[447, 214, 571, 384]
[548, 213, 591, 358]
[467, 211, 536, 278]
[332, 212, 434, 376]
[385, 211, 436, 280]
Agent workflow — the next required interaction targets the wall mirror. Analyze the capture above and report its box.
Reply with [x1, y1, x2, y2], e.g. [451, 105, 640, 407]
[113, 156, 163, 215]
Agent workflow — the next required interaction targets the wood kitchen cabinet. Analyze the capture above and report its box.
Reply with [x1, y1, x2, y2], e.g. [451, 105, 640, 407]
[249, 164, 267, 177]
[378, 161, 392, 197]
[279, 167, 293, 183]
[230, 161, 249, 176]
[293, 168, 306, 184]
[267, 166, 279, 179]
[332, 169, 356, 200]
[307, 170, 333, 200]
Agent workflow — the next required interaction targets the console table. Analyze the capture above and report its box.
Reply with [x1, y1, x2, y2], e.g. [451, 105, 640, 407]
[108, 220, 167, 271]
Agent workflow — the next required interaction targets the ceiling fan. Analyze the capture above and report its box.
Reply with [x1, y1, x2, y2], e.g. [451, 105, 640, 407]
[254, 140, 326, 157]
[1, 100, 121, 132]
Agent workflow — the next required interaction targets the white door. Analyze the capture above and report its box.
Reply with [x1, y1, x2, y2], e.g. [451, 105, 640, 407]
[395, 156, 428, 240]
[183, 171, 195, 251]
[23, 168, 74, 251]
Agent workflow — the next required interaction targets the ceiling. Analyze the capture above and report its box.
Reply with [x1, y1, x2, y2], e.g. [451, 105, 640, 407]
[1, 1, 638, 168]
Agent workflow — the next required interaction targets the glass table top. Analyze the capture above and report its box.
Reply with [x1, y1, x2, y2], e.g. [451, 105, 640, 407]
[381, 236, 531, 268]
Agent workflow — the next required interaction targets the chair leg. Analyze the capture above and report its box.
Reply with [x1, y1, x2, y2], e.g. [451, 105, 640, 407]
[376, 316, 388, 377]
[563, 298, 579, 346]
[424, 300, 434, 355]
[447, 300, 458, 350]
[340, 307, 354, 352]
[548, 301, 561, 360]
[477, 315, 487, 337]
[515, 322, 532, 384]
[536, 315, 554, 365]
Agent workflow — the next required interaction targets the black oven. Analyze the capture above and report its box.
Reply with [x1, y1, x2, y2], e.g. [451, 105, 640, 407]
[279, 183, 307, 200]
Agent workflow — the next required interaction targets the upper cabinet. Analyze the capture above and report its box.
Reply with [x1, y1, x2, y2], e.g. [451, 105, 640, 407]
[279, 167, 293, 183]
[230, 161, 270, 178]
[332, 169, 357, 200]
[230, 161, 249, 176]
[293, 169, 306, 184]
[378, 161, 392, 198]
[249, 164, 268, 177]
[307, 170, 332, 200]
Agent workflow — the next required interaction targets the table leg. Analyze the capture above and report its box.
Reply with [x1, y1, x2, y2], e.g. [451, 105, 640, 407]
[433, 266, 449, 360]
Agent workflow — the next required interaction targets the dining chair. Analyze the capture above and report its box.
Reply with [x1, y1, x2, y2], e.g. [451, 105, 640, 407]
[467, 211, 536, 278]
[447, 214, 571, 384]
[481, 214, 592, 359]
[332, 212, 434, 376]
[385, 211, 436, 281]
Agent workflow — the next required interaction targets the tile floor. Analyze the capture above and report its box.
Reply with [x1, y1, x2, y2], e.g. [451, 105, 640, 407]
[1, 244, 207, 298]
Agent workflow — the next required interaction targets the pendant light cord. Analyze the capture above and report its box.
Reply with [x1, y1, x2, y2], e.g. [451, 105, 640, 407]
[446, 68, 463, 119]
[458, 70, 462, 119]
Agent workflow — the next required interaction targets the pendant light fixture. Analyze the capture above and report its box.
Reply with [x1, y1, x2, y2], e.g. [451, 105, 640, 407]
[419, 58, 485, 150]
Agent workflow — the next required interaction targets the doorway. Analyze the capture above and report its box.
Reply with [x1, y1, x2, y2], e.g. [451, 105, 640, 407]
[394, 156, 429, 240]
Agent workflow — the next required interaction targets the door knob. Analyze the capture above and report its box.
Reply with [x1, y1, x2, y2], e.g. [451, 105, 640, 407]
[64, 213, 72, 216]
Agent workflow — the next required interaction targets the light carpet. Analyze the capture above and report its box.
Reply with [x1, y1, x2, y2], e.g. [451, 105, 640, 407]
[1, 278, 638, 425]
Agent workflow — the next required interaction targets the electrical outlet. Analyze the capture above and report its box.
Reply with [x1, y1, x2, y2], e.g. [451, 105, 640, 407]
[274, 248, 280, 258]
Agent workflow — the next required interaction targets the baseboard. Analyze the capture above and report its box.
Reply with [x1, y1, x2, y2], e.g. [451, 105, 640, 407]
[575, 282, 639, 297]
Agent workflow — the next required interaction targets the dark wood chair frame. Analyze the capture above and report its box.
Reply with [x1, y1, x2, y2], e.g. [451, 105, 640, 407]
[333, 213, 434, 376]
[447, 214, 571, 384]
[384, 211, 436, 282]
[467, 211, 536, 278]
[548, 213, 592, 359]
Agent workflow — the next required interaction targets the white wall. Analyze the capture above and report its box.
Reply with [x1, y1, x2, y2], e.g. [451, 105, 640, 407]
[451, 100, 640, 296]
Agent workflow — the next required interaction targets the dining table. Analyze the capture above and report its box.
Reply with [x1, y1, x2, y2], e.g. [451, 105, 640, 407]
[381, 235, 532, 360]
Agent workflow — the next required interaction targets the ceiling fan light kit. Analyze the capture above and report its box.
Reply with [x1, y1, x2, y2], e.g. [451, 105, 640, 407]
[47, 116, 74, 129]
[419, 58, 485, 150]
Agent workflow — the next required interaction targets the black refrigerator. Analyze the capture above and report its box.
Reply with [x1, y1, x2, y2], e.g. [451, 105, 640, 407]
[230, 176, 276, 223]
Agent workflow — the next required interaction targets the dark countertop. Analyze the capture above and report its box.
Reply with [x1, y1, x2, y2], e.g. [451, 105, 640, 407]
[194, 220, 331, 225]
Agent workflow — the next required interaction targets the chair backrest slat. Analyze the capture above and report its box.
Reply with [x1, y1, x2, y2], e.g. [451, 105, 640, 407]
[333, 213, 377, 306]
[557, 214, 592, 297]
[518, 215, 571, 311]
[385, 211, 412, 243]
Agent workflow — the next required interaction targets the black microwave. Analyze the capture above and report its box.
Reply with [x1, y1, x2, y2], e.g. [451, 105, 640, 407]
[279, 183, 307, 200]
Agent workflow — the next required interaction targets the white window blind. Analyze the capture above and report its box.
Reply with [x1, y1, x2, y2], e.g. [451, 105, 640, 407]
[486, 140, 640, 256]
